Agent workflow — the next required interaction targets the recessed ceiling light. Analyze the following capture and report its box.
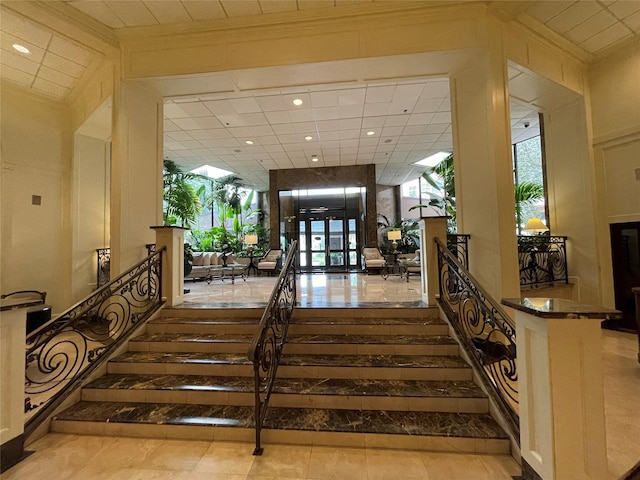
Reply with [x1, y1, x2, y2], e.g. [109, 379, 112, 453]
[245, 140, 254, 145]
[311, 156, 319, 162]
[12, 44, 30, 54]
[304, 135, 313, 141]
[367, 131, 375, 136]
[414, 151, 451, 167]
[293, 98, 303, 106]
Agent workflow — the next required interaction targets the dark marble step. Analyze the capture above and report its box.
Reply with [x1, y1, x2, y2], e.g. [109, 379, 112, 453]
[53, 401, 508, 440]
[290, 317, 446, 325]
[280, 353, 469, 369]
[287, 333, 457, 345]
[84, 373, 486, 399]
[147, 317, 259, 334]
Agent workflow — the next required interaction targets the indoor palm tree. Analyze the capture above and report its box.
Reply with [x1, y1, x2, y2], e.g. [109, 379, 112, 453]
[163, 159, 203, 228]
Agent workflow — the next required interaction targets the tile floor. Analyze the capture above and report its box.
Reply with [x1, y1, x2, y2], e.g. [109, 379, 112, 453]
[3, 273, 638, 479]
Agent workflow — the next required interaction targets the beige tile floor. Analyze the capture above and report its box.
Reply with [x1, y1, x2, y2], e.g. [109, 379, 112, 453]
[3, 273, 638, 479]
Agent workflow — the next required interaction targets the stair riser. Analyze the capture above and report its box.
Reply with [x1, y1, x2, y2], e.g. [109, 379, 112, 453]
[107, 362, 472, 381]
[81, 389, 488, 413]
[283, 344, 459, 356]
[50, 420, 509, 454]
[288, 324, 449, 336]
[128, 342, 249, 354]
[146, 324, 258, 335]
[293, 308, 440, 320]
[161, 308, 262, 319]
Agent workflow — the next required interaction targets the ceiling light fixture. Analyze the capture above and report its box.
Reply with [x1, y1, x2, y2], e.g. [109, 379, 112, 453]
[304, 135, 313, 141]
[293, 98, 303, 106]
[311, 156, 319, 162]
[367, 131, 375, 136]
[12, 44, 30, 54]
[414, 151, 451, 167]
[245, 140, 254, 145]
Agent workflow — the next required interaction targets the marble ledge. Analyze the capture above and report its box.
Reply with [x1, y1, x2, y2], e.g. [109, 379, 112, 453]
[501, 297, 621, 320]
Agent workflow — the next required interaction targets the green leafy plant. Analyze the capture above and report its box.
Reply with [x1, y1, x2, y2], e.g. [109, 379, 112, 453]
[515, 181, 545, 233]
[163, 159, 203, 228]
[377, 214, 419, 254]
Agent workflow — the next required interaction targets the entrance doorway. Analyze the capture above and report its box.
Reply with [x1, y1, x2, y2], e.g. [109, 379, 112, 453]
[609, 222, 640, 332]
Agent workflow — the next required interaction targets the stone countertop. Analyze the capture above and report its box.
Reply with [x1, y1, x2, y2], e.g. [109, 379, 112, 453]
[501, 297, 621, 319]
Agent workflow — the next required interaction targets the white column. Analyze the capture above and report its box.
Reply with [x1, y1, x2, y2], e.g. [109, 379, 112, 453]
[151, 226, 186, 307]
[419, 217, 447, 306]
[0, 305, 28, 468]
[505, 297, 610, 480]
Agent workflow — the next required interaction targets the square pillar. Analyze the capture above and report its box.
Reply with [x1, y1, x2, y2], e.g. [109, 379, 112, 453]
[151, 226, 186, 307]
[419, 217, 447, 305]
[502, 297, 614, 480]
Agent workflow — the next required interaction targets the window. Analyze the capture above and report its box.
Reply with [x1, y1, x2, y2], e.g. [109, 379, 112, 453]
[513, 135, 547, 233]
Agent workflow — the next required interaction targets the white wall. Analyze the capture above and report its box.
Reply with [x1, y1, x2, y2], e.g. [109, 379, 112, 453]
[1, 83, 72, 312]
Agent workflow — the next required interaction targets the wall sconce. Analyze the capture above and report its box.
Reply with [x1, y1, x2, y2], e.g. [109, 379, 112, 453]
[388, 230, 402, 251]
[522, 218, 549, 235]
[284, 215, 296, 223]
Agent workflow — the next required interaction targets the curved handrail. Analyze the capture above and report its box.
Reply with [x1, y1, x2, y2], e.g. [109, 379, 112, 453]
[248, 240, 297, 455]
[24, 247, 165, 436]
[435, 237, 519, 441]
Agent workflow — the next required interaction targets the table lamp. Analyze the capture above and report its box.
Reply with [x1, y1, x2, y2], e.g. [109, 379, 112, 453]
[387, 230, 402, 251]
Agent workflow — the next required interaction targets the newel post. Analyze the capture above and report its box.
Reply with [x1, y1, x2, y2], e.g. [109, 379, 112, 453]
[419, 217, 447, 306]
[151, 226, 186, 307]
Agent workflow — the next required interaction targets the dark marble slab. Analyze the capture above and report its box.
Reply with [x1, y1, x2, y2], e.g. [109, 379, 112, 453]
[111, 351, 252, 365]
[56, 402, 506, 439]
[131, 333, 253, 343]
[502, 297, 621, 319]
[151, 317, 259, 325]
[280, 353, 470, 369]
[286, 334, 457, 345]
[85, 374, 484, 399]
[291, 317, 446, 326]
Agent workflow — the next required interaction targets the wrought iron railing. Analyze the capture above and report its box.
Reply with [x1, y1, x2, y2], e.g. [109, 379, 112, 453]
[24, 247, 165, 436]
[435, 237, 519, 440]
[96, 247, 110, 288]
[517, 235, 568, 288]
[248, 240, 298, 455]
[447, 233, 470, 268]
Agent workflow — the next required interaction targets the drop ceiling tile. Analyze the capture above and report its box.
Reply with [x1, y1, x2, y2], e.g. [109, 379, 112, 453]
[365, 85, 395, 103]
[361, 117, 385, 128]
[68, 1, 126, 28]
[290, 121, 315, 134]
[191, 148, 213, 157]
[166, 130, 193, 141]
[282, 92, 312, 108]
[177, 102, 214, 117]
[425, 124, 448, 135]
[0, 9, 52, 47]
[431, 112, 451, 123]
[419, 81, 449, 99]
[363, 103, 389, 117]
[546, 1, 602, 34]
[218, 138, 241, 147]
[412, 98, 442, 113]
[397, 134, 422, 144]
[194, 117, 225, 129]
[259, 0, 298, 14]
[143, 1, 192, 24]
[338, 129, 360, 140]
[340, 139, 359, 148]
[265, 111, 293, 124]
[407, 113, 435, 125]
[0, 48, 39, 75]
[290, 109, 316, 122]
[279, 133, 305, 144]
[339, 88, 366, 106]
[172, 117, 206, 130]
[1, 32, 46, 63]
[256, 135, 280, 145]
[189, 130, 214, 140]
[310, 90, 339, 108]
[420, 133, 442, 143]
[381, 126, 404, 136]
[338, 118, 362, 130]
[358, 138, 379, 147]
[525, 1, 575, 24]
[0, 64, 34, 86]
[255, 95, 289, 112]
[228, 126, 253, 138]
[608, 0, 640, 19]
[264, 144, 285, 153]
[48, 35, 93, 66]
[403, 125, 427, 135]
[203, 99, 236, 115]
[624, 10, 640, 31]
[104, 1, 158, 26]
[221, 0, 262, 16]
[358, 146, 377, 154]
[580, 21, 632, 52]
[565, 10, 618, 44]
[393, 143, 415, 152]
[42, 51, 85, 79]
[230, 97, 262, 114]
[384, 115, 409, 127]
[271, 123, 296, 135]
[165, 141, 184, 150]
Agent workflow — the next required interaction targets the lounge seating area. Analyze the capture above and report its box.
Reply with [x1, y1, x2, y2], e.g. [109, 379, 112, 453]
[362, 247, 386, 274]
[256, 249, 283, 275]
[187, 252, 246, 281]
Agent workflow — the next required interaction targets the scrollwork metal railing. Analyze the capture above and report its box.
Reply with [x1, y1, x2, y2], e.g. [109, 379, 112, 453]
[96, 247, 110, 288]
[447, 233, 470, 268]
[248, 240, 297, 455]
[435, 237, 519, 440]
[24, 247, 165, 436]
[517, 235, 568, 288]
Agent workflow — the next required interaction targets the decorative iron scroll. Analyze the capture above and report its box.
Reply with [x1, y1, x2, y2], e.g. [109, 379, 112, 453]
[447, 234, 470, 268]
[96, 248, 110, 288]
[24, 248, 165, 436]
[248, 241, 298, 455]
[435, 237, 519, 440]
[146, 243, 156, 255]
[518, 235, 568, 288]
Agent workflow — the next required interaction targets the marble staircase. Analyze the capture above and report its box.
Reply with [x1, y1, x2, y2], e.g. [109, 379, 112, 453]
[50, 306, 510, 454]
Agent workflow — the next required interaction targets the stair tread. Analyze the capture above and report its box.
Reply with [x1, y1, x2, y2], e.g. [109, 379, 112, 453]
[54, 401, 507, 439]
[111, 351, 469, 369]
[287, 334, 457, 345]
[85, 374, 487, 398]
[131, 333, 254, 343]
[151, 317, 259, 325]
[291, 318, 447, 326]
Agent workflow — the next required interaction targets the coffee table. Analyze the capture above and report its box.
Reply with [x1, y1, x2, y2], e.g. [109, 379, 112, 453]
[206, 265, 248, 284]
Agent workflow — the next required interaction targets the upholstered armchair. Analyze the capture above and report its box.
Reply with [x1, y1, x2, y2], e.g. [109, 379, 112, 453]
[257, 249, 283, 275]
[362, 247, 386, 274]
[403, 249, 421, 279]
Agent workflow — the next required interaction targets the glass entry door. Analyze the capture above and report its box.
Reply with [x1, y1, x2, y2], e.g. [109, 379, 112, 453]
[299, 215, 358, 272]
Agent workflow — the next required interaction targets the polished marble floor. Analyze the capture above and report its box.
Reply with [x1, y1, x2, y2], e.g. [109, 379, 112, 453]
[4, 273, 638, 479]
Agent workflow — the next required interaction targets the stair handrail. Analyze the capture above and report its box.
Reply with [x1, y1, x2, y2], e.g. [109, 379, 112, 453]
[435, 237, 520, 442]
[24, 247, 165, 437]
[248, 240, 298, 455]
